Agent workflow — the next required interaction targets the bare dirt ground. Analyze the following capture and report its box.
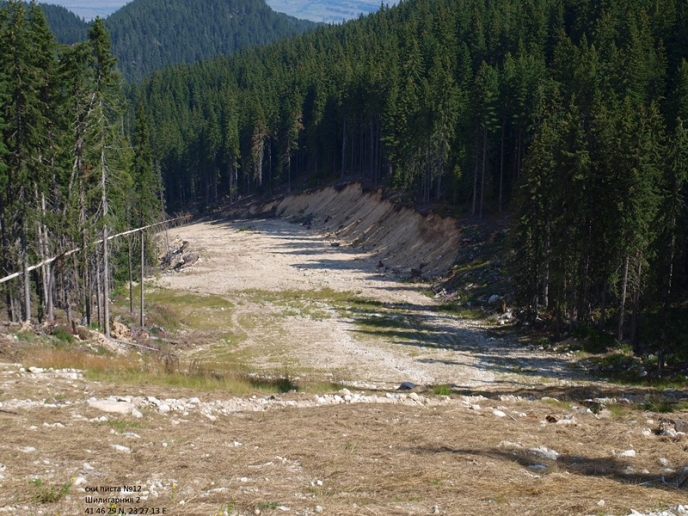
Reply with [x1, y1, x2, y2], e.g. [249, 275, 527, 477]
[156, 218, 579, 390]
[1, 192, 687, 516]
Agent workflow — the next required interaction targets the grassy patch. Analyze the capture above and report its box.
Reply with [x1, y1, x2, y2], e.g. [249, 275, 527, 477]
[103, 419, 143, 433]
[51, 326, 73, 344]
[641, 397, 688, 414]
[432, 384, 452, 396]
[30, 478, 72, 504]
[22, 346, 295, 394]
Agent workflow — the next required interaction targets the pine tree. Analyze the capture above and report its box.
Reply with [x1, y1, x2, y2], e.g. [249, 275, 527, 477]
[132, 104, 161, 226]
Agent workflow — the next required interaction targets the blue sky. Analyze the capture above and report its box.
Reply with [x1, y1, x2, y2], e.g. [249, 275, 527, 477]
[42, 1, 131, 20]
[41, 0, 386, 23]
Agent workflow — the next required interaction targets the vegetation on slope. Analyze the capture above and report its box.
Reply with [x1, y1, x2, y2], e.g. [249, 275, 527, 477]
[132, 0, 688, 366]
[37, 0, 318, 82]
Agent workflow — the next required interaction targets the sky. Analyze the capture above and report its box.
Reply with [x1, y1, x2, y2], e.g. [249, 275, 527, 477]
[42, 1, 130, 20]
[40, 0, 387, 23]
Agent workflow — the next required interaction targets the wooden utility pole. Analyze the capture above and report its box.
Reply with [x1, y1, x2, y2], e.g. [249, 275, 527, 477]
[140, 231, 145, 327]
[128, 236, 133, 313]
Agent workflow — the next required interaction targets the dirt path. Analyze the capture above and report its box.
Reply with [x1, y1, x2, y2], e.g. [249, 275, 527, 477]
[158, 219, 584, 390]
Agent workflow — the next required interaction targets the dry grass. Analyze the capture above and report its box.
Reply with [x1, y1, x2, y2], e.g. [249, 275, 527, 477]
[0, 385, 686, 516]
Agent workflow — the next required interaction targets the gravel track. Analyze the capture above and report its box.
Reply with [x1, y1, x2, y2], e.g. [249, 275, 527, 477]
[158, 219, 587, 390]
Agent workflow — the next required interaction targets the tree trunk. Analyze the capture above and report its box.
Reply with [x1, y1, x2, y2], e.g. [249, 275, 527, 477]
[471, 144, 479, 217]
[23, 223, 31, 322]
[499, 121, 505, 212]
[479, 127, 487, 219]
[618, 254, 629, 342]
[101, 147, 110, 337]
[128, 236, 134, 313]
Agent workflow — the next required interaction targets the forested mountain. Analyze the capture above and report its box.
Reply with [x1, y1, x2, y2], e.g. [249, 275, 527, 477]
[38, 3, 87, 44]
[37, 0, 318, 82]
[107, 0, 318, 82]
[133, 0, 688, 365]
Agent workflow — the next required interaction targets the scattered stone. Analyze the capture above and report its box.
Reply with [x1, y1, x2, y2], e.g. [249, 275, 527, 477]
[619, 449, 636, 458]
[659, 458, 671, 467]
[656, 418, 688, 436]
[492, 409, 507, 418]
[111, 444, 131, 453]
[529, 446, 559, 460]
[528, 464, 547, 470]
[111, 321, 131, 341]
[18, 447, 36, 453]
[397, 382, 416, 391]
[315, 507, 323, 514]
[88, 399, 135, 415]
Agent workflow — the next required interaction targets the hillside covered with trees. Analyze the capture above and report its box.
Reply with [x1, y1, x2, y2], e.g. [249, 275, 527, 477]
[133, 0, 688, 365]
[0, 1, 163, 331]
[37, 0, 318, 82]
[1, 0, 687, 368]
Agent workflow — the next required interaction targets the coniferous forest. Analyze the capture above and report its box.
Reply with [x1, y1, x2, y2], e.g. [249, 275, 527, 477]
[0, 1, 163, 330]
[2, 0, 688, 366]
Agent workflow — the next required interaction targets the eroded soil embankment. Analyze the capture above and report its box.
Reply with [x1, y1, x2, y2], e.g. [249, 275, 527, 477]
[225, 183, 461, 278]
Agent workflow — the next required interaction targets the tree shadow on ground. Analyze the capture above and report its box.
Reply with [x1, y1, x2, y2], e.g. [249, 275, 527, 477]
[410, 445, 688, 492]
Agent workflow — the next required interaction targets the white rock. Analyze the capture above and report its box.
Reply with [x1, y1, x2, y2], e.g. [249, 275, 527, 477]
[528, 464, 547, 470]
[111, 444, 131, 453]
[73, 477, 87, 486]
[659, 457, 670, 467]
[492, 409, 507, 418]
[158, 403, 171, 413]
[131, 408, 143, 418]
[409, 392, 420, 401]
[189, 397, 200, 404]
[276, 507, 290, 512]
[315, 506, 323, 514]
[619, 449, 636, 457]
[529, 446, 559, 460]
[88, 399, 135, 415]
[27, 367, 44, 374]
[83, 463, 94, 470]
[597, 500, 605, 507]
[19, 447, 36, 453]
[339, 388, 351, 396]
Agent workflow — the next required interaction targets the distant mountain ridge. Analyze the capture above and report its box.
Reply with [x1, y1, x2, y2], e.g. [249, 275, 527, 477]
[38, 0, 318, 82]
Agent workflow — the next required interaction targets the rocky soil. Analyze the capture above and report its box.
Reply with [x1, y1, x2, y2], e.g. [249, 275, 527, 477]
[1, 186, 687, 515]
